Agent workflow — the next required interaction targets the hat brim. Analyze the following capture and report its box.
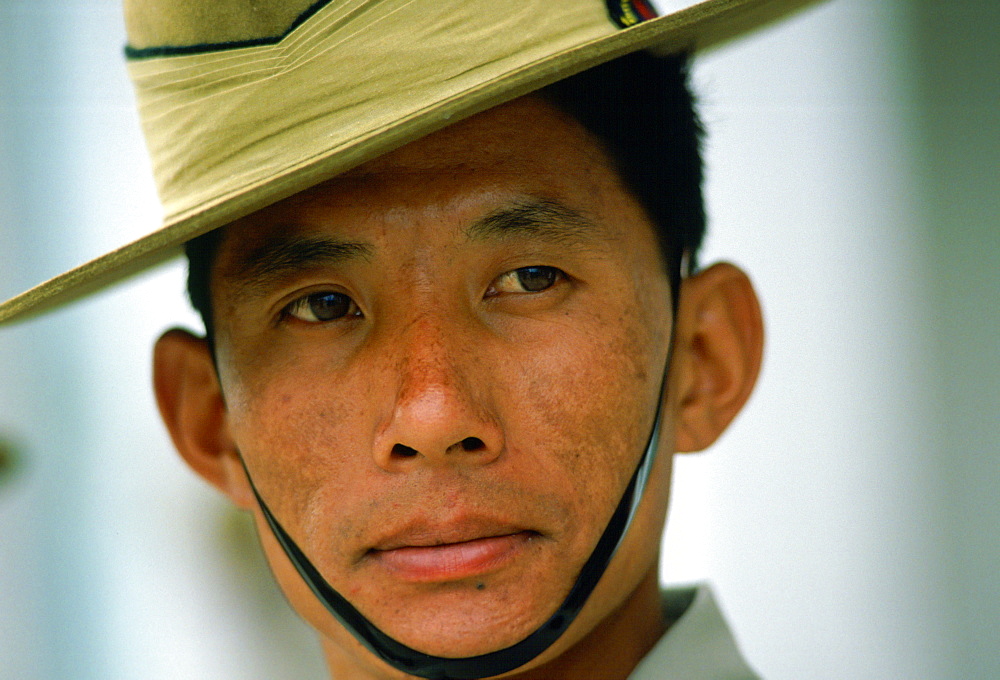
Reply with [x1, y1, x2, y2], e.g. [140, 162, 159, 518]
[0, 0, 819, 326]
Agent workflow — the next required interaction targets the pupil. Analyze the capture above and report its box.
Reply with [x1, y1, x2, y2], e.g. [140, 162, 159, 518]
[309, 293, 351, 321]
[516, 267, 556, 292]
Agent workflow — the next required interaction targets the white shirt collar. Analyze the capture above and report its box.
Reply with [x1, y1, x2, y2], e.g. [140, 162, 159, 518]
[628, 585, 760, 680]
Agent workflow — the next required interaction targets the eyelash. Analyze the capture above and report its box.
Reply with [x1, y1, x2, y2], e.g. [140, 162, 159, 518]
[280, 265, 566, 325]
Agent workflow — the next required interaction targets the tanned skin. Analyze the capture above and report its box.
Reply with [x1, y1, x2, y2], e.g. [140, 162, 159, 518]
[153, 96, 763, 680]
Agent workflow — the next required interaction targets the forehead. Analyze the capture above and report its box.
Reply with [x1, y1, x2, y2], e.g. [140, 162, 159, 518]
[221, 95, 622, 239]
[351, 95, 608, 175]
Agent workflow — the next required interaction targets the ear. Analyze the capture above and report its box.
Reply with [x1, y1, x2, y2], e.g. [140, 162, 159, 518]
[152, 328, 254, 509]
[670, 263, 764, 453]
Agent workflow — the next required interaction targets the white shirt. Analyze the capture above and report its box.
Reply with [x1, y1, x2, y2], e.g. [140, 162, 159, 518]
[628, 586, 760, 680]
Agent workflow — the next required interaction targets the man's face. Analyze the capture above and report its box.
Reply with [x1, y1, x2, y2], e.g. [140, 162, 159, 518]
[206, 97, 676, 664]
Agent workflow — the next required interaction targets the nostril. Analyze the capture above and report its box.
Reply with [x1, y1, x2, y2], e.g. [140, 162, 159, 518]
[391, 443, 418, 458]
[460, 437, 485, 452]
[388, 439, 488, 460]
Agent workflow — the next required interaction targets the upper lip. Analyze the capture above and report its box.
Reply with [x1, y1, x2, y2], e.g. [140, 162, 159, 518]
[367, 515, 535, 553]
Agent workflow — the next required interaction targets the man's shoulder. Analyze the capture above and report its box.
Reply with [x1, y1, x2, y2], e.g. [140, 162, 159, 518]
[628, 585, 761, 680]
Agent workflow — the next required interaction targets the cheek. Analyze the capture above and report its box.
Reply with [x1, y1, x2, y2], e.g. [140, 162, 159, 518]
[499, 300, 664, 519]
[222, 354, 374, 521]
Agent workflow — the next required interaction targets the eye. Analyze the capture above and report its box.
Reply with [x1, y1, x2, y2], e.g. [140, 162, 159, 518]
[487, 266, 564, 297]
[282, 291, 361, 324]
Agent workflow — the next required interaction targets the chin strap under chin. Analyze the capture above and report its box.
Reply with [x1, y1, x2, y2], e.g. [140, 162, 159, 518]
[239, 254, 685, 680]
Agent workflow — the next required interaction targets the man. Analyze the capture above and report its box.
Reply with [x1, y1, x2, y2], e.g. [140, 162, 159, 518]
[0, 0, 815, 677]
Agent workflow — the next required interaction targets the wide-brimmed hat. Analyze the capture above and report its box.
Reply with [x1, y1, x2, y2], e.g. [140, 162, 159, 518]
[0, 0, 818, 326]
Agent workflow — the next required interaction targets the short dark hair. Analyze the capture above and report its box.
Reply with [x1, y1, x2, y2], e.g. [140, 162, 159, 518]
[185, 224, 223, 338]
[541, 50, 705, 301]
[185, 51, 705, 336]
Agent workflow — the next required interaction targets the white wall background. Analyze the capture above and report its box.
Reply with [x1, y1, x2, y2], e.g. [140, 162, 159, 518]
[1, 1, 997, 679]
[661, 3, 999, 679]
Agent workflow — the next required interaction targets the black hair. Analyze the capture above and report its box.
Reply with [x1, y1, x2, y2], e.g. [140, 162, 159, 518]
[539, 51, 704, 302]
[185, 50, 705, 336]
[185, 225, 222, 338]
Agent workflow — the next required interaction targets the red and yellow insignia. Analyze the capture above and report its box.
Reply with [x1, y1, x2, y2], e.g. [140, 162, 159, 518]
[606, 0, 659, 28]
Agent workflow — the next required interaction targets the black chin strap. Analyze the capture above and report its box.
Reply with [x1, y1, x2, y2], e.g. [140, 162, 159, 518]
[242, 394, 662, 680]
[240, 254, 686, 679]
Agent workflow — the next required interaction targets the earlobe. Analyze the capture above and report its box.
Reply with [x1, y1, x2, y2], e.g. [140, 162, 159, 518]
[152, 328, 253, 508]
[671, 263, 764, 453]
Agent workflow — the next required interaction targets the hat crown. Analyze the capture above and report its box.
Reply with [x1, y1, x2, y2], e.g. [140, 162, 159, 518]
[124, 0, 316, 49]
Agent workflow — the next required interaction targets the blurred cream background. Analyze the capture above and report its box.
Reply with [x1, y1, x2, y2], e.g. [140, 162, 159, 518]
[0, 1, 997, 679]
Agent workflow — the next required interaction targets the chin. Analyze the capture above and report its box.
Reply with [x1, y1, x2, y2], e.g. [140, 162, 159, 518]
[363, 577, 570, 658]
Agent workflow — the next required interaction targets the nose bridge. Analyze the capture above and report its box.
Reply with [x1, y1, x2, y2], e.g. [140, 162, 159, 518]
[373, 306, 501, 469]
[396, 311, 471, 411]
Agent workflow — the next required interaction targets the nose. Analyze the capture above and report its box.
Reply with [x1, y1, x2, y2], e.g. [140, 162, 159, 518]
[372, 315, 503, 472]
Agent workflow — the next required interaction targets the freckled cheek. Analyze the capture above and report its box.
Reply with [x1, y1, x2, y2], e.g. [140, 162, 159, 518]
[224, 365, 372, 515]
[502, 326, 657, 521]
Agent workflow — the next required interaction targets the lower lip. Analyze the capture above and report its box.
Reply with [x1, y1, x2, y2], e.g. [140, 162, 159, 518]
[371, 532, 534, 583]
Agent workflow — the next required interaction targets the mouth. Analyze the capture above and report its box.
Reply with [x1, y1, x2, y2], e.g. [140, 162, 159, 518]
[367, 526, 539, 583]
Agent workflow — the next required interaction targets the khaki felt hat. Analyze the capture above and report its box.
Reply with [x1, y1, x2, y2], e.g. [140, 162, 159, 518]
[0, 0, 818, 326]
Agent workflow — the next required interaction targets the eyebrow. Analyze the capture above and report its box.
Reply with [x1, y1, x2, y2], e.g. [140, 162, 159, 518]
[465, 198, 609, 250]
[224, 198, 604, 297]
[226, 234, 374, 296]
